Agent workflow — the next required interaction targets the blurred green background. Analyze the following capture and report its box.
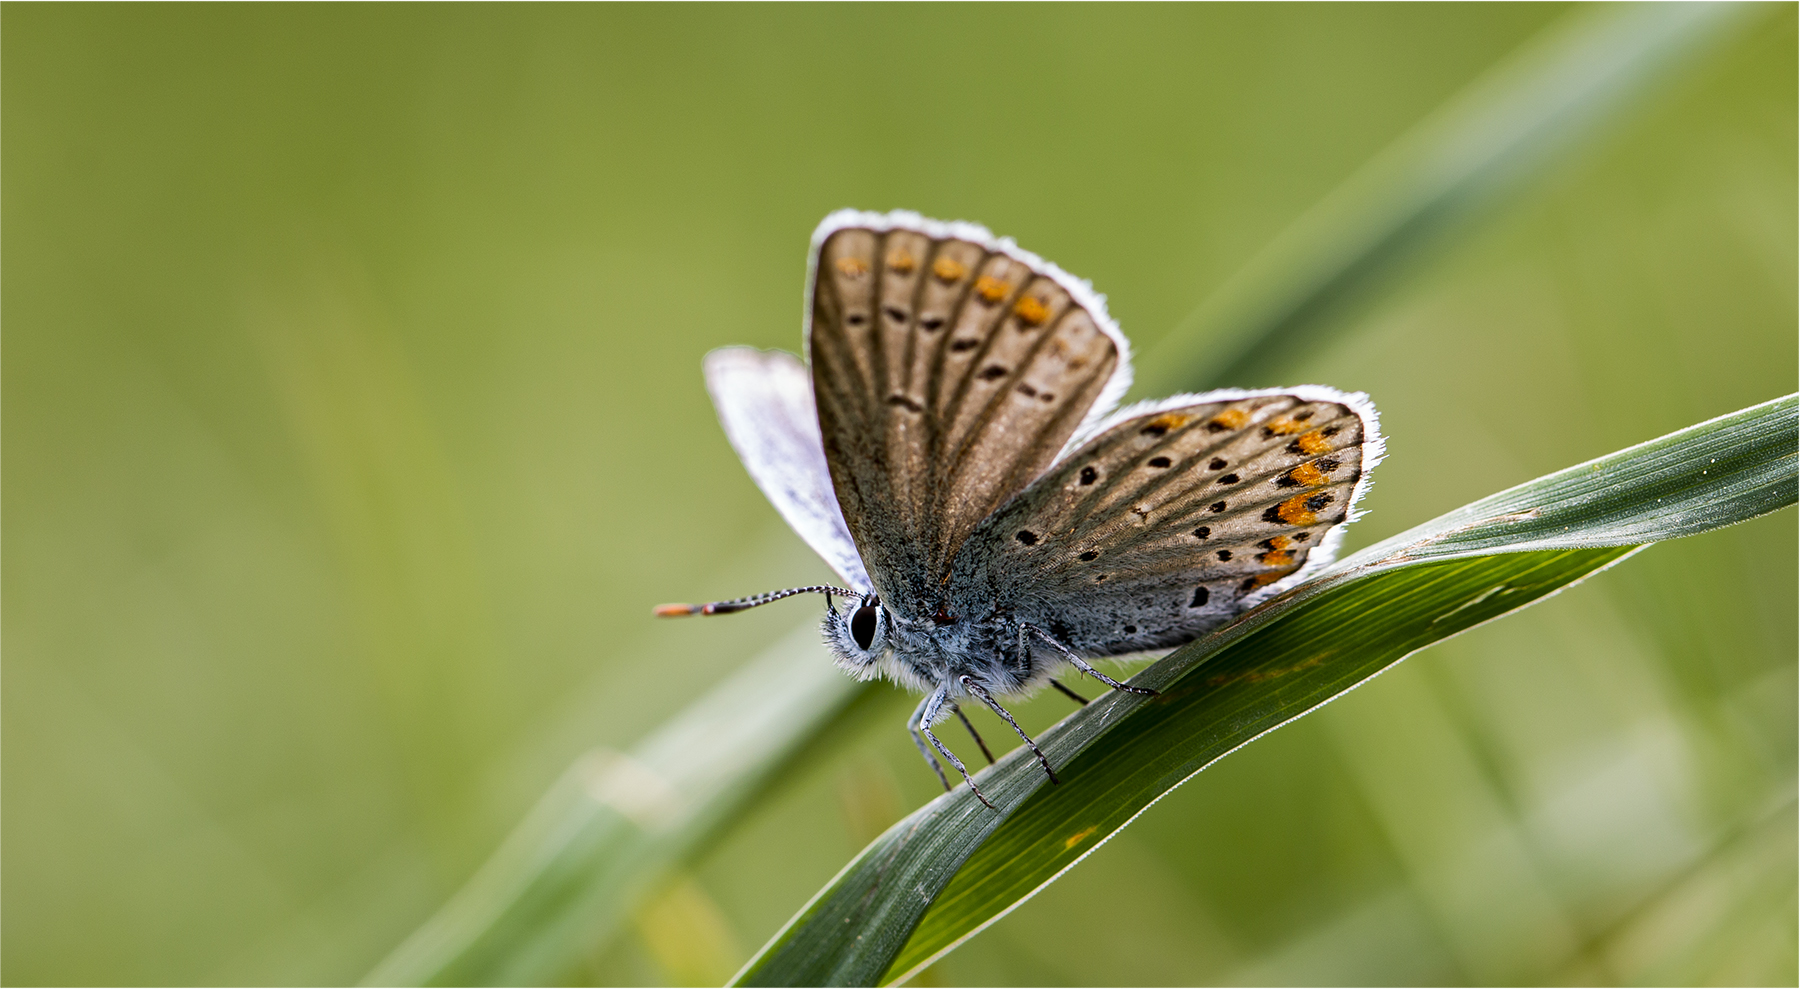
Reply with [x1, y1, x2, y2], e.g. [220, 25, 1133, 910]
[4, 4, 1794, 985]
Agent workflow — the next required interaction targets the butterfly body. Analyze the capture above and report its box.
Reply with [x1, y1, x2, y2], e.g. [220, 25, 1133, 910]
[670, 211, 1383, 803]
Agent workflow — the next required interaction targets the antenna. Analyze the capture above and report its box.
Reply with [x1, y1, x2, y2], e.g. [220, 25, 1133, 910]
[653, 584, 861, 617]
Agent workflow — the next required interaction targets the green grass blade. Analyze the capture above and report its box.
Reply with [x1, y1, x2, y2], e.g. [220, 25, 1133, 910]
[1140, 1, 1760, 394]
[886, 547, 1639, 985]
[731, 394, 1797, 987]
[364, 625, 865, 986]
[1355, 392, 1799, 562]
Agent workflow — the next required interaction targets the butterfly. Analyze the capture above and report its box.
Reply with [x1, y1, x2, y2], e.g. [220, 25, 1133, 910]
[658, 210, 1383, 806]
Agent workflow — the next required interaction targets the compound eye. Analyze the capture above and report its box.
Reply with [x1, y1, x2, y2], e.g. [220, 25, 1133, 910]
[850, 604, 879, 650]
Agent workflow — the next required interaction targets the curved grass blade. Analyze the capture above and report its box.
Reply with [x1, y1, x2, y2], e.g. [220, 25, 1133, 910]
[732, 394, 1798, 987]
[1140, 1, 1761, 394]
[888, 547, 1638, 984]
[364, 624, 868, 986]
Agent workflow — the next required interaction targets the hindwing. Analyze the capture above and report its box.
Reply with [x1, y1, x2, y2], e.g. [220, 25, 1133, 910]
[949, 388, 1384, 655]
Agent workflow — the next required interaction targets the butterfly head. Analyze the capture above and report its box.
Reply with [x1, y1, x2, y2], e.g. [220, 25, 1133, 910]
[822, 593, 890, 675]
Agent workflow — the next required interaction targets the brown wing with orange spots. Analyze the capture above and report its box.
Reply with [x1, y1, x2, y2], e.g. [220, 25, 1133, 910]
[808, 213, 1128, 614]
[947, 389, 1381, 657]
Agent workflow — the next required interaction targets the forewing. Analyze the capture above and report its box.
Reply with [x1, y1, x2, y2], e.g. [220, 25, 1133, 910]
[703, 347, 870, 590]
[949, 387, 1384, 655]
[807, 211, 1130, 611]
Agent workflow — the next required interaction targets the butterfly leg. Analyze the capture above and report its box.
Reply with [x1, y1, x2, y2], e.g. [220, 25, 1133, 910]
[1049, 678, 1091, 706]
[906, 692, 951, 792]
[1023, 623, 1158, 696]
[1016, 628, 1088, 705]
[959, 676, 1060, 785]
[918, 687, 995, 809]
[952, 703, 997, 765]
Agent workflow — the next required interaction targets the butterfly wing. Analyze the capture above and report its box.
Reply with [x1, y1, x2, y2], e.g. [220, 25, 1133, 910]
[807, 210, 1131, 613]
[948, 387, 1384, 655]
[703, 347, 871, 591]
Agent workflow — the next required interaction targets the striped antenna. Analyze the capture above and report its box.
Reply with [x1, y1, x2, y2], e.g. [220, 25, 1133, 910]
[653, 584, 861, 617]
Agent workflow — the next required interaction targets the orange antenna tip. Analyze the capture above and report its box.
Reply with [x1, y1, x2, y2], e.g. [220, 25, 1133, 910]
[653, 603, 702, 617]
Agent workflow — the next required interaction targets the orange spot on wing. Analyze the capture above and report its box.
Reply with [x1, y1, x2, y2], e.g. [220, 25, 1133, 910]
[1295, 430, 1331, 455]
[1264, 417, 1307, 435]
[1208, 408, 1250, 431]
[974, 275, 1008, 303]
[834, 256, 868, 278]
[1276, 493, 1319, 526]
[1013, 295, 1050, 326]
[1063, 825, 1100, 850]
[932, 256, 966, 282]
[1251, 567, 1295, 587]
[1287, 462, 1328, 487]
[887, 250, 916, 274]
